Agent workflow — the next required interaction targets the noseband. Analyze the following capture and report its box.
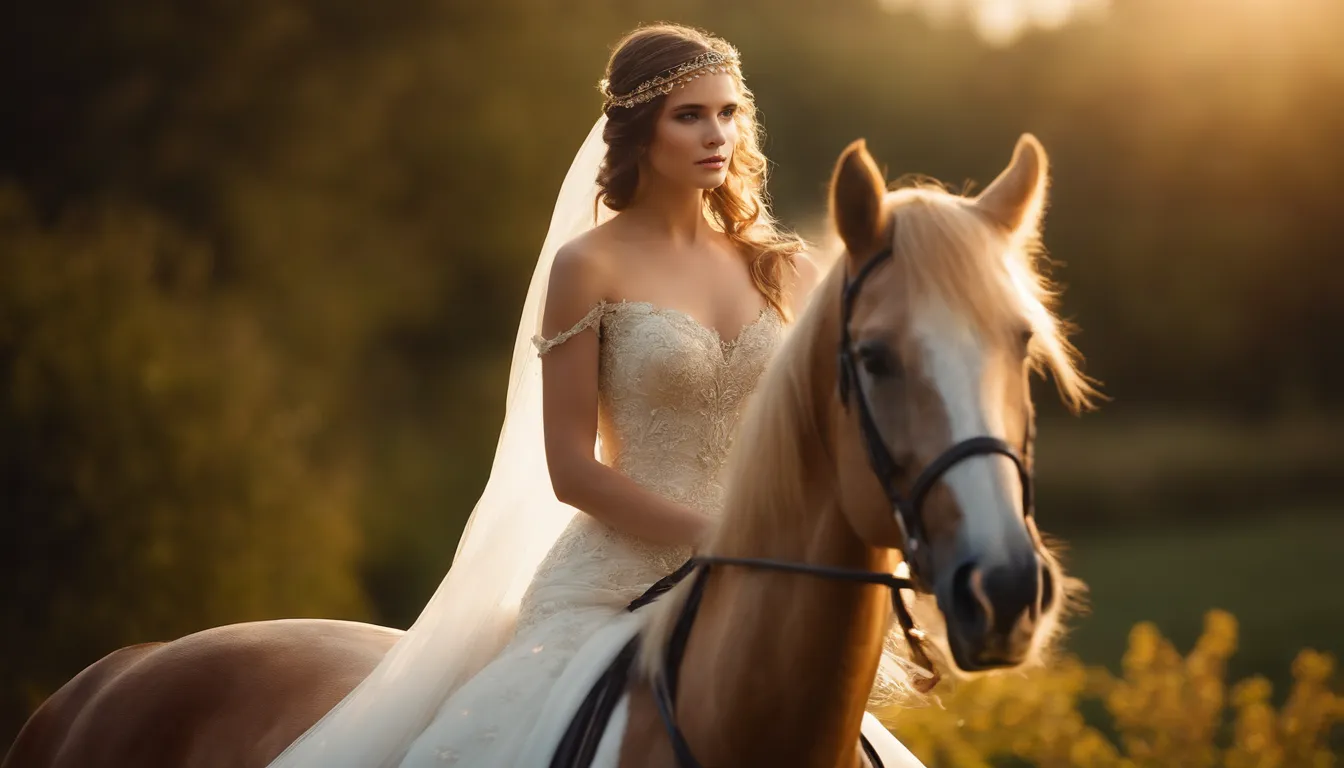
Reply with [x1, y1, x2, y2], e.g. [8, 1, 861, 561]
[644, 246, 1037, 767]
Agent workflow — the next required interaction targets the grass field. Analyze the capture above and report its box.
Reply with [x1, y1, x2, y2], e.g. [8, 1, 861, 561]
[1031, 411, 1344, 527]
[1054, 507, 1344, 698]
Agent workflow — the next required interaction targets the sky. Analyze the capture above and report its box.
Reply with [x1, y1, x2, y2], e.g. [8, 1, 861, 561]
[879, 0, 1111, 46]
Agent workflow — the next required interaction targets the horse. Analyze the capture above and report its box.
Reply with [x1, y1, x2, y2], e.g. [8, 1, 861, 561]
[608, 133, 1095, 766]
[3, 133, 1095, 768]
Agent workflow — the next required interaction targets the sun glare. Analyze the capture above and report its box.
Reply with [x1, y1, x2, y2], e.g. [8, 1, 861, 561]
[881, 0, 1110, 46]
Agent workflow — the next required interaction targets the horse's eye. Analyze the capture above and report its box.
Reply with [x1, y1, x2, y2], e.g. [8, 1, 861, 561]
[857, 340, 898, 377]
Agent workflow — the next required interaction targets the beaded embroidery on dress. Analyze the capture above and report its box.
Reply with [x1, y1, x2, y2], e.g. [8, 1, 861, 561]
[396, 299, 782, 767]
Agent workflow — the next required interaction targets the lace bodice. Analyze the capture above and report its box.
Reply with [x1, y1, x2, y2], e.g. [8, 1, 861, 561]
[517, 300, 782, 630]
[536, 300, 781, 513]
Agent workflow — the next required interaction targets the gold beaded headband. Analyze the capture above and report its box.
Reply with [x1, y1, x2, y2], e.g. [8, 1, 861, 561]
[600, 49, 742, 111]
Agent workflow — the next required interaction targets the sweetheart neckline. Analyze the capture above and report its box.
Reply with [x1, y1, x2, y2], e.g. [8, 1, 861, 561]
[606, 300, 777, 350]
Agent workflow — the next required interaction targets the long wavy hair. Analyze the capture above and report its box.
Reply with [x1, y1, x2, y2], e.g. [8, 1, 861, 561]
[598, 23, 806, 320]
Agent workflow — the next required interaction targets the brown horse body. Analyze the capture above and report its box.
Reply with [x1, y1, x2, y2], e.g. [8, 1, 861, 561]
[4, 620, 400, 768]
[6, 135, 1093, 768]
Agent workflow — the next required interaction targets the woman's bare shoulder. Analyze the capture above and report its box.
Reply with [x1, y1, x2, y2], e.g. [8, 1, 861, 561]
[554, 218, 634, 280]
[550, 226, 620, 295]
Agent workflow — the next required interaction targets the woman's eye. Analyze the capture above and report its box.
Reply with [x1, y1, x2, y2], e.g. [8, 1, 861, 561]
[719, 108, 735, 119]
[677, 112, 698, 122]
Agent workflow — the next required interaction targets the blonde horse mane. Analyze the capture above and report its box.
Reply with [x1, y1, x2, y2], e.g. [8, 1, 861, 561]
[884, 179, 1097, 411]
[637, 172, 1097, 703]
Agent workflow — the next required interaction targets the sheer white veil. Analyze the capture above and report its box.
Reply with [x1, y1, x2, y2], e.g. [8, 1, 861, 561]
[266, 115, 614, 768]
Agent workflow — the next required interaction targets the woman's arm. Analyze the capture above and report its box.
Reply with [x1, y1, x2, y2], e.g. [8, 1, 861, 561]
[536, 242, 711, 548]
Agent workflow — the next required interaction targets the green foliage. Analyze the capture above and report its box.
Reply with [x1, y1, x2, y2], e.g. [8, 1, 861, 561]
[881, 611, 1342, 767]
[0, 186, 367, 729]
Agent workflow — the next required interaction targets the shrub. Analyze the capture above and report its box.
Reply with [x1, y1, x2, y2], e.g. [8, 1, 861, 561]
[879, 611, 1342, 767]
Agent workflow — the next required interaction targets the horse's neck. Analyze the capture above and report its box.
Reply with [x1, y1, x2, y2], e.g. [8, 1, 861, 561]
[687, 510, 892, 765]
[678, 306, 893, 765]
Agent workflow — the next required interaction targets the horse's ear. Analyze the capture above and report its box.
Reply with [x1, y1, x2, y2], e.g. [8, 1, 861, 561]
[829, 139, 888, 264]
[974, 134, 1049, 237]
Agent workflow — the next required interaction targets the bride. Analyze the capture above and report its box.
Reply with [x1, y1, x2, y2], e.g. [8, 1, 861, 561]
[267, 22, 921, 767]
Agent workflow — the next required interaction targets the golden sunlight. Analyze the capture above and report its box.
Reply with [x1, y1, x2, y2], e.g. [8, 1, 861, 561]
[880, 0, 1110, 46]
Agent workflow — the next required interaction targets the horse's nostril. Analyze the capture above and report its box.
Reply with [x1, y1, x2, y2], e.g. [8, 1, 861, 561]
[1038, 561, 1055, 616]
[950, 562, 985, 637]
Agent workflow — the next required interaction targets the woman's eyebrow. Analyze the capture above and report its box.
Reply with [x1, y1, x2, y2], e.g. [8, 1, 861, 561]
[669, 101, 739, 111]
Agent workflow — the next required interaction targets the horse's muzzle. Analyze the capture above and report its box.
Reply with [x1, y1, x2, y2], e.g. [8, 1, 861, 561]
[937, 550, 1047, 670]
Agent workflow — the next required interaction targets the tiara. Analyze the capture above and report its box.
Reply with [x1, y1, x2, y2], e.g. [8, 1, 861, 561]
[600, 50, 742, 110]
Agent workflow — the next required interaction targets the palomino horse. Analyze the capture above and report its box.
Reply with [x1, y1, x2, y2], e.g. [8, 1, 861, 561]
[612, 133, 1094, 766]
[4, 134, 1094, 768]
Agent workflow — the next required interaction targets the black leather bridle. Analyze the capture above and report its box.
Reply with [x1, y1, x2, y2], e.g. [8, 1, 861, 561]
[642, 245, 1038, 768]
[835, 246, 1037, 583]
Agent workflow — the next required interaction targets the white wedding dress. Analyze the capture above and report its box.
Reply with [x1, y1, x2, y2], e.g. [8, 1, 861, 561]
[398, 298, 784, 766]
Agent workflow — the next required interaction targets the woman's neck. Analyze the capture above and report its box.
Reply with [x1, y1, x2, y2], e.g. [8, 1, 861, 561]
[623, 175, 712, 248]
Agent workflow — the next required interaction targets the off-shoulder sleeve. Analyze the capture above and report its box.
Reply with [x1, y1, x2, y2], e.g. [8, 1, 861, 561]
[531, 301, 609, 356]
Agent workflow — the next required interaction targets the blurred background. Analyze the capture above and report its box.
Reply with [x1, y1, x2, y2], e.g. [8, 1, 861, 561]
[2, 0, 1341, 760]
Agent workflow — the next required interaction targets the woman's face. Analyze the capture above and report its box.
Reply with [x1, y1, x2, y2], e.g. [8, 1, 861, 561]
[643, 72, 741, 192]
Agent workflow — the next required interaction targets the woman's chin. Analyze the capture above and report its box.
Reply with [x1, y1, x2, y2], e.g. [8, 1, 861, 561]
[694, 173, 729, 190]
